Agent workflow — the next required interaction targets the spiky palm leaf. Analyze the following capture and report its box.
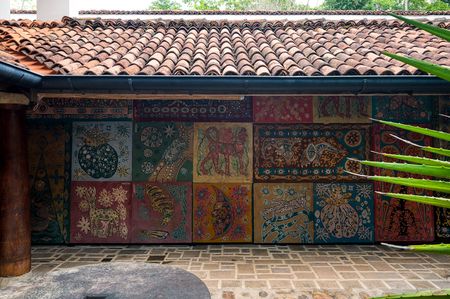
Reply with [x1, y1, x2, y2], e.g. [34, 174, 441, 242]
[353, 159, 450, 179]
[376, 192, 450, 209]
[371, 151, 450, 167]
[372, 288, 450, 298]
[383, 14, 450, 81]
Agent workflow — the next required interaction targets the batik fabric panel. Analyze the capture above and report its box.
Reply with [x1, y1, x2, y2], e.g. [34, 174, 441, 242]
[436, 208, 450, 241]
[254, 183, 314, 243]
[27, 122, 71, 244]
[254, 124, 369, 182]
[313, 96, 371, 123]
[70, 182, 131, 243]
[438, 96, 449, 149]
[314, 183, 374, 244]
[193, 183, 252, 243]
[134, 97, 252, 122]
[253, 96, 313, 123]
[372, 95, 436, 123]
[373, 125, 435, 242]
[27, 98, 132, 119]
[194, 123, 252, 183]
[72, 121, 132, 181]
[133, 122, 193, 182]
[131, 183, 192, 243]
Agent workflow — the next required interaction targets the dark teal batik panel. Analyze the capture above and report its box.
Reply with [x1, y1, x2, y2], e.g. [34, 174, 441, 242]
[27, 121, 72, 244]
[372, 95, 436, 123]
[313, 182, 374, 244]
[132, 122, 193, 182]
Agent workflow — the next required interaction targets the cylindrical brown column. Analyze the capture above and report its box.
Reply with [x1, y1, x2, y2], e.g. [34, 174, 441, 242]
[0, 104, 30, 277]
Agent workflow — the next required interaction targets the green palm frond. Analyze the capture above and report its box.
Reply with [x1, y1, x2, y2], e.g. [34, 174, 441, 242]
[372, 288, 450, 298]
[371, 119, 450, 142]
[376, 192, 450, 209]
[388, 13, 450, 42]
[371, 151, 450, 167]
[383, 52, 450, 82]
[384, 14, 450, 82]
[353, 159, 450, 179]
[382, 243, 450, 256]
[345, 172, 450, 194]
[388, 134, 450, 157]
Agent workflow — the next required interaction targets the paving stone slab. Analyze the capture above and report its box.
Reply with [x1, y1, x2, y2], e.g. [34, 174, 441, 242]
[0, 263, 210, 299]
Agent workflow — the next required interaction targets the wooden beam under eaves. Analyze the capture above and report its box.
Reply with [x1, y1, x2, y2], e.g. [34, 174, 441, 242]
[37, 93, 245, 101]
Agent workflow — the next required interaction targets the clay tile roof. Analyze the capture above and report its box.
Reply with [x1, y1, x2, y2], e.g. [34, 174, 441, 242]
[76, 10, 450, 16]
[0, 16, 448, 76]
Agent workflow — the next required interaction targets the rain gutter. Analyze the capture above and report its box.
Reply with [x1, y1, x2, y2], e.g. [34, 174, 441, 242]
[1, 62, 450, 95]
[41, 75, 450, 95]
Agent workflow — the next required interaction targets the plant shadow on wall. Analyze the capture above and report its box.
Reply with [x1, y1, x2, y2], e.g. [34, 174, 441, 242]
[347, 14, 450, 298]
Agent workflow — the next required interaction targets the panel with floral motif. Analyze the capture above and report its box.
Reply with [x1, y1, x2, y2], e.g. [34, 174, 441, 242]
[27, 121, 71, 244]
[436, 208, 450, 241]
[194, 123, 252, 183]
[72, 121, 132, 181]
[131, 183, 192, 243]
[133, 122, 193, 182]
[313, 183, 374, 244]
[313, 96, 371, 123]
[70, 182, 131, 243]
[372, 95, 436, 123]
[134, 97, 252, 122]
[373, 125, 435, 242]
[254, 183, 314, 244]
[27, 98, 132, 120]
[254, 124, 369, 182]
[253, 96, 313, 123]
[193, 183, 252, 243]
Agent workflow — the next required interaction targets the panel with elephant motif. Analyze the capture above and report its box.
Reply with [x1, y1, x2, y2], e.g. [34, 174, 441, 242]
[131, 182, 192, 243]
[372, 95, 436, 123]
[133, 97, 252, 122]
[254, 183, 314, 244]
[313, 96, 371, 123]
[70, 182, 131, 243]
[193, 183, 252, 243]
[193, 123, 252, 183]
[253, 96, 313, 123]
[313, 183, 374, 244]
[436, 208, 450, 241]
[373, 125, 435, 242]
[254, 124, 369, 182]
[72, 121, 132, 181]
[132, 122, 193, 182]
[27, 121, 71, 244]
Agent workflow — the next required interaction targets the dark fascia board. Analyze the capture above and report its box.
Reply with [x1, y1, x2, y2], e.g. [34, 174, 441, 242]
[40, 75, 450, 95]
[1, 61, 450, 95]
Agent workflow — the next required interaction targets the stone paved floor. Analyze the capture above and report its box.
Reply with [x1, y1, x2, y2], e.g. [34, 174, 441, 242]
[1, 245, 450, 299]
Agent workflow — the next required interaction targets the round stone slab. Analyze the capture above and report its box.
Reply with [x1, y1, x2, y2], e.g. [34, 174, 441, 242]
[0, 262, 211, 299]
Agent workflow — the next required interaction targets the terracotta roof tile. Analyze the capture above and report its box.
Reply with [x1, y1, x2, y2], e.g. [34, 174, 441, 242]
[73, 9, 450, 16]
[0, 17, 448, 76]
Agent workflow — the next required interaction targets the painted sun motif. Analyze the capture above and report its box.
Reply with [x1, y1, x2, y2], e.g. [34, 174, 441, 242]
[164, 124, 176, 138]
[98, 189, 113, 207]
[113, 186, 128, 204]
[77, 216, 90, 234]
